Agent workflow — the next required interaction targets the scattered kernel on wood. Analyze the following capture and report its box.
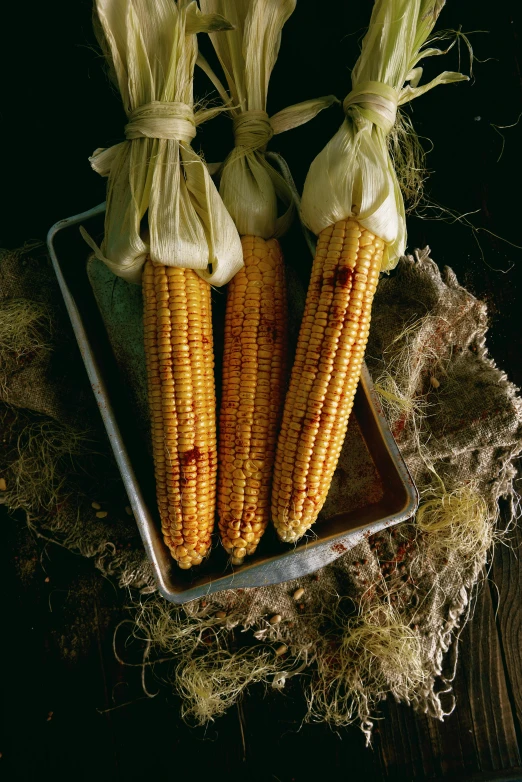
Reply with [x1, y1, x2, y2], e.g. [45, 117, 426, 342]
[275, 644, 288, 656]
[91, 501, 101, 510]
[44, 577, 50, 583]
[125, 506, 133, 516]
[293, 588, 305, 601]
[269, 614, 282, 625]
[0, 478, 6, 491]
[96, 511, 108, 519]
[215, 611, 227, 620]
[430, 376, 440, 389]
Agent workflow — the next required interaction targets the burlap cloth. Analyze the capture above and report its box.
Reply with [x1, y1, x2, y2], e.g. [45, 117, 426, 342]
[1, 244, 521, 740]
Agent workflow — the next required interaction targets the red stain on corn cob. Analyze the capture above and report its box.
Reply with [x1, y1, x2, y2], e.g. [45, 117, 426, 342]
[272, 219, 383, 542]
[142, 261, 217, 568]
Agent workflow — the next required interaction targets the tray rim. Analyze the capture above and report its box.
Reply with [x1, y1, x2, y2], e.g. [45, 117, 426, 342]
[47, 203, 418, 604]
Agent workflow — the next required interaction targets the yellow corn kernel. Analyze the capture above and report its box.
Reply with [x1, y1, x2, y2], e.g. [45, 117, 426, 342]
[272, 220, 383, 542]
[218, 236, 287, 564]
[142, 260, 217, 567]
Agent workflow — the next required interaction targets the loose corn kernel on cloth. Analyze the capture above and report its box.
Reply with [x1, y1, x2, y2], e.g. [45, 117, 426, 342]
[1, 244, 521, 741]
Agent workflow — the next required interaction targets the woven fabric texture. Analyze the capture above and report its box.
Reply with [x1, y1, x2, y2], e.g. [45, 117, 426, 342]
[1, 245, 520, 737]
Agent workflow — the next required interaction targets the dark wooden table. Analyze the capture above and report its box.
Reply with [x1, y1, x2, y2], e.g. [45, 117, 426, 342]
[1, 1, 521, 779]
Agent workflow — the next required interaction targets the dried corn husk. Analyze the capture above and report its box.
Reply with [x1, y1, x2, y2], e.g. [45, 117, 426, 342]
[86, 0, 243, 286]
[198, 0, 337, 238]
[300, 0, 467, 270]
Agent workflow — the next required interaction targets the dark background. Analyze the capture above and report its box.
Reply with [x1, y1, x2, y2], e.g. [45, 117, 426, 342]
[2, 0, 522, 383]
[1, 1, 522, 780]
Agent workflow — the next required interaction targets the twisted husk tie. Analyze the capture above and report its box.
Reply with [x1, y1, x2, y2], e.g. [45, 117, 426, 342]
[342, 81, 399, 135]
[85, 97, 243, 286]
[232, 110, 274, 154]
[124, 100, 197, 142]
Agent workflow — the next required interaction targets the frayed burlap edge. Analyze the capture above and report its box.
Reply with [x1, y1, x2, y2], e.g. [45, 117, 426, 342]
[1, 245, 521, 742]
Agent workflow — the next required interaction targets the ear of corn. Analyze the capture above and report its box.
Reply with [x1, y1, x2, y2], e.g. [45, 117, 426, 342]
[143, 260, 217, 568]
[199, 1, 336, 564]
[279, 1, 466, 546]
[271, 219, 383, 543]
[218, 236, 287, 564]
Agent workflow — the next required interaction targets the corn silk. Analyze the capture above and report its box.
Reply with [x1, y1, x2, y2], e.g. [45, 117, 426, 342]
[1, 244, 521, 740]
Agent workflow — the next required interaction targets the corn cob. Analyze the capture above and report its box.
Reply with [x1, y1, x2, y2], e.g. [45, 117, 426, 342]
[199, 0, 335, 562]
[142, 260, 217, 568]
[218, 235, 287, 565]
[271, 219, 383, 542]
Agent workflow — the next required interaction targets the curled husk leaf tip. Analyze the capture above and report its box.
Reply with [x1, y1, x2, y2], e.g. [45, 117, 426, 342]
[200, 0, 336, 239]
[88, 0, 243, 286]
[300, 0, 467, 271]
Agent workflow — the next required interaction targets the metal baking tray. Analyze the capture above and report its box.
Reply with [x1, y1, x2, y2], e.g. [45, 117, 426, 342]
[47, 202, 417, 603]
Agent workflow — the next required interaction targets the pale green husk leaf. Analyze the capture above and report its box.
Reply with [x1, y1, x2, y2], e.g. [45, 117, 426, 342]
[300, 0, 467, 270]
[88, 0, 243, 286]
[199, 0, 337, 238]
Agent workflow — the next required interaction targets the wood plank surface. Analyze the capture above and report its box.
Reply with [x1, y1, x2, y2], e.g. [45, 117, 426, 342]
[370, 577, 520, 780]
[490, 503, 522, 740]
[2, 515, 522, 781]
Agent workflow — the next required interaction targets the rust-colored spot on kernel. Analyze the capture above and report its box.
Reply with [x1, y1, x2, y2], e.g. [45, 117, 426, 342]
[202, 336, 209, 344]
[336, 266, 353, 287]
[183, 446, 202, 465]
[258, 317, 277, 344]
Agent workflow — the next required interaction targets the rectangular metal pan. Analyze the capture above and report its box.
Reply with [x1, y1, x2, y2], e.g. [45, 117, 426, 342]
[47, 202, 418, 603]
